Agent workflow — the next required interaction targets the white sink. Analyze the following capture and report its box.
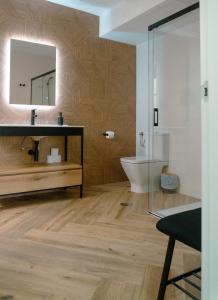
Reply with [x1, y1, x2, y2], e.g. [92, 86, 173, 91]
[31, 136, 47, 142]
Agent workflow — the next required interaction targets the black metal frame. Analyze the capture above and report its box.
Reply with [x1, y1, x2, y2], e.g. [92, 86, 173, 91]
[148, 2, 199, 31]
[157, 237, 201, 300]
[80, 132, 84, 198]
[0, 126, 83, 137]
[64, 132, 84, 198]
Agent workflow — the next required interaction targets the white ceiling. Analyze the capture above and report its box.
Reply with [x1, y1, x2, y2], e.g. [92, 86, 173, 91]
[48, 0, 197, 15]
[79, 0, 196, 8]
[47, 0, 124, 16]
[75, 0, 122, 9]
[47, 0, 199, 44]
[107, 0, 199, 44]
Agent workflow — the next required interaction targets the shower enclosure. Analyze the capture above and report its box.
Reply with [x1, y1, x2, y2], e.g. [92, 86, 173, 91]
[31, 70, 56, 106]
[148, 4, 201, 215]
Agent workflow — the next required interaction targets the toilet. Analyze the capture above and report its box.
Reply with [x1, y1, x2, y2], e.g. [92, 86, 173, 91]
[120, 157, 168, 193]
[121, 133, 169, 193]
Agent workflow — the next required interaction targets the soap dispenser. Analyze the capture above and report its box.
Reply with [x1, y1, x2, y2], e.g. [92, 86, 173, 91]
[57, 112, 64, 126]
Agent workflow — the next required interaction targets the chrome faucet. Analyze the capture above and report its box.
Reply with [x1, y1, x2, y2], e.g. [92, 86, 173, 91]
[31, 109, 38, 125]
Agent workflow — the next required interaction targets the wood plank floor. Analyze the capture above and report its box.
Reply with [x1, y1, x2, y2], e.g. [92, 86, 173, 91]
[0, 182, 200, 300]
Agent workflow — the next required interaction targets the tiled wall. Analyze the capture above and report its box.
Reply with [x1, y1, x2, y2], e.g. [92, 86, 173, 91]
[0, 0, 136, 186]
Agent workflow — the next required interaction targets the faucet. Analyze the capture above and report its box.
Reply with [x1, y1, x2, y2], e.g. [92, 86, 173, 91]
[31, 109, 37, 125]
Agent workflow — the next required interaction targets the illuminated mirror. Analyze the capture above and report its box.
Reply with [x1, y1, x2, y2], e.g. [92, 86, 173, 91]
[10, 39, 56, 106]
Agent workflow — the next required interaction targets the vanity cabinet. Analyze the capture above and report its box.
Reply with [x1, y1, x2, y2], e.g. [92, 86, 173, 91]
[0, 125, 84, 197]
[0, 163, 82, 196]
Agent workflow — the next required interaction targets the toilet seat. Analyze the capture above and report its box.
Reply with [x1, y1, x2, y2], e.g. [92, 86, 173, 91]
[120, 156, 160, 164]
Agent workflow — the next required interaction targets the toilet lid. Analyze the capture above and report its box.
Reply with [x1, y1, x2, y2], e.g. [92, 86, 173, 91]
[120, 156, 161, 164]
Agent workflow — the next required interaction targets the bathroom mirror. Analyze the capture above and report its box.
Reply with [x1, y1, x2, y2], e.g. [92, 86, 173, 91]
[10, 39, 56, 106]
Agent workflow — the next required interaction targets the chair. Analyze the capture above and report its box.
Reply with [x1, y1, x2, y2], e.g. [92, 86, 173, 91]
[156, 208, 201, 300]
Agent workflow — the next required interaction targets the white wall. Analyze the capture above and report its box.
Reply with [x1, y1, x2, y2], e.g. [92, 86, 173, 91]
[136, 40, 149, 157]
[201, 0, 218, 298]
[156, 30, 201, 199]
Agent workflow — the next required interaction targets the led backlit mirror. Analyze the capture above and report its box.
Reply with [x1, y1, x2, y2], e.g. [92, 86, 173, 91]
[10, 39, 56, 106]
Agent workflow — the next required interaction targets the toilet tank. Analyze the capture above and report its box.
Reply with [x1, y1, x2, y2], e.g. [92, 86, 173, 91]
[153, 133, 169, 162]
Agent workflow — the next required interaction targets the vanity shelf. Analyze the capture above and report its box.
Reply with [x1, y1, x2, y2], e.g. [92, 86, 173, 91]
[0, 125, 84, 197]
[0, 162, 82, 196]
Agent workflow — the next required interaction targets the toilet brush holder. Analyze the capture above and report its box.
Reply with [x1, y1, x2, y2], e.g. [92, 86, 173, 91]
[161, 173, 179, 191]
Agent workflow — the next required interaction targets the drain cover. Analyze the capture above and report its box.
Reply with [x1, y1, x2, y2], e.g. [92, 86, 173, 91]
[120, 202, 133, 207]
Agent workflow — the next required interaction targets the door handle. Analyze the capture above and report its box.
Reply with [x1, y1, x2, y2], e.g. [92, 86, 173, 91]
[154, 108, 159, 126]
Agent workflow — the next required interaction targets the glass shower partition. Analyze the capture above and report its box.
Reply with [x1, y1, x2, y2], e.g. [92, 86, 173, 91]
[31, 70, 56, 106]
[148, 8, 201, 216]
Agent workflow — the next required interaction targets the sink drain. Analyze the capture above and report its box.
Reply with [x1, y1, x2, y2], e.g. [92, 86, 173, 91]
[120, 202, 133, 207]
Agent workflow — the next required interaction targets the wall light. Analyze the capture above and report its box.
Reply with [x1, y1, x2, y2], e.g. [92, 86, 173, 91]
[4, 36, 60, 110]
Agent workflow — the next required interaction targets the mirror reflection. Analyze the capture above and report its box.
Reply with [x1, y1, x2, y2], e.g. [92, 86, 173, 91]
[10, 39, 56, 106]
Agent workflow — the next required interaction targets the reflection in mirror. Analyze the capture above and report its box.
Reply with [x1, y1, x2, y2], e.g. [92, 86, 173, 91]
[10, 39, 56, 106]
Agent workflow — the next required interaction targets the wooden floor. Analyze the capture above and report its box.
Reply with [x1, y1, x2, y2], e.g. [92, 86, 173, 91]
[0, 182, 200, 300]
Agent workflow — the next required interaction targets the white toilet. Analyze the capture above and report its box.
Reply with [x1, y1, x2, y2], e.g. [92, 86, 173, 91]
[120, 133, 169, 193]
[120, 157, 168, 193]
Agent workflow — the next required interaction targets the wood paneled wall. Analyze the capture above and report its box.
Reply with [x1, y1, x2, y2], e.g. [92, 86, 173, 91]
[0, 0, 136, 186]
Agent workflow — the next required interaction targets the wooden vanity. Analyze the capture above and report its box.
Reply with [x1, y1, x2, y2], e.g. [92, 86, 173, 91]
[0, 125, 84, 197]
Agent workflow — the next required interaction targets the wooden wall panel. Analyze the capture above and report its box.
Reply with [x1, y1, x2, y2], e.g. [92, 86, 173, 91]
[0, 0, 136, 186]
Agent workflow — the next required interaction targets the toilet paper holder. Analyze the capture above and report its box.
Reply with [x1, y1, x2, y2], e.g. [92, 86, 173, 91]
[102, 131, 115, 139]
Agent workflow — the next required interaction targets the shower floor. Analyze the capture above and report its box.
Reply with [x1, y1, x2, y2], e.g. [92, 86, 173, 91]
[149, 190, 201, 213]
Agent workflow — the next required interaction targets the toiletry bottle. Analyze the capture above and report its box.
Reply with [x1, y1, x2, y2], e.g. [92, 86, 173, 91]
[57, 112, 64, 126]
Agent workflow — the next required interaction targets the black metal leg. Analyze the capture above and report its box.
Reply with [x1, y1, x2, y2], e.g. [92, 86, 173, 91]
[157, 237, 175, 300]
[80, 132, 84, 199]
[80, 185, 83, 198]
[64, 136, 68, 161]
[81, 132, 84, 166]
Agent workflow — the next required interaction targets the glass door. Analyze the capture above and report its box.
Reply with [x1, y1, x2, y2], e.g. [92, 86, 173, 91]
[148, 9, 201, 216]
